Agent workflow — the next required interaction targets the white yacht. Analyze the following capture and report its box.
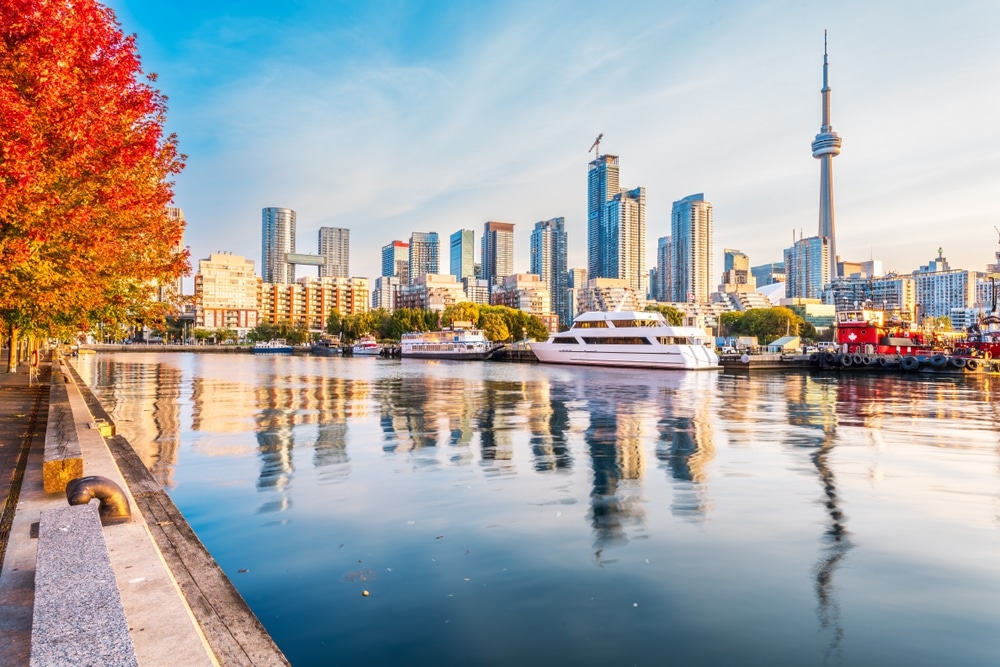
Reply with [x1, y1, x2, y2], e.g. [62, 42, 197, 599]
[531, 310, 719, 370]
[400, 327, 503, 360]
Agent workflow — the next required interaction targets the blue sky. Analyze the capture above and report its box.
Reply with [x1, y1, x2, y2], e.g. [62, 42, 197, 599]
[107, 0, 1000, 286]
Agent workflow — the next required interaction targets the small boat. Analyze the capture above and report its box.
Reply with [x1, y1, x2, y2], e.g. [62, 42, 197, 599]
[352, 335, 383, 356]
[531, 310, 719, 370]
[311, 338, 341, 357]
[400, 326, 503, 361]
[253, 339, 293, 354]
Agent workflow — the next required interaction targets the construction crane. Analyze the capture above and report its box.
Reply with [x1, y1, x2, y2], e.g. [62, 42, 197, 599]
[588, 133, 603, 157]
[994, 225, 1000, 244]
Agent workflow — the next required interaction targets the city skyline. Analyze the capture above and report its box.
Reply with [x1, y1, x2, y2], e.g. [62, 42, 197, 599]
[107, 1, 1000, 287]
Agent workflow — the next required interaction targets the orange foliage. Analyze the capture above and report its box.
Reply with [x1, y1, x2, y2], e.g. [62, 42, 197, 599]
[0, 0, 187, 335]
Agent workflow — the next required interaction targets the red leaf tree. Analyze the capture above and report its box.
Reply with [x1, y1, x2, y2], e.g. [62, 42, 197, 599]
[0, 0, 187, 369]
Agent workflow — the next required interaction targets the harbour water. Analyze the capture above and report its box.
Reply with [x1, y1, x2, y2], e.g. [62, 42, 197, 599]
[78, 353, 1000, 666]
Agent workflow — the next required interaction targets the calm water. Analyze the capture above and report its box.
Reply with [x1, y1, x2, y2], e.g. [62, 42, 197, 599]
[78, 353, 1000, 667]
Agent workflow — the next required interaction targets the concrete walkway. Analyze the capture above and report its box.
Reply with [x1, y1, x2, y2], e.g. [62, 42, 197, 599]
[0, 352, 289, 666]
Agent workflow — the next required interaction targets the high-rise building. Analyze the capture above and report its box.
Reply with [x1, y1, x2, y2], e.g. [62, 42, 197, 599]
[372, 276, 402, 311]
[381, 240, 409, 279]
[655, 236, 671, 302]
[408, 232, 440, 284]
[588, 155, 619, 278]
[530, 217, 567, 325]
[720, 248, 755, 294]
[261, 207, 296, 284]
[318, 226, 350, 278]
[751, 262, 785, 287]
[481, 221, 515, 286]
[912, 249, 979, 323]
[670, 193, 713, 303]
[603, 187, 646, 295]
[450, 230, 475, 281]
[587, 152, 645, 293]
[566, 268, 587, 326]
[812, 32, 843, 277]
[784, 235, 830, 299]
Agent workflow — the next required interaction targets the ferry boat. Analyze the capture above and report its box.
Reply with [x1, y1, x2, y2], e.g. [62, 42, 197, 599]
[252, 339, 293, 354]
[531, 310, 719, 370]
[352, 335, 383, 356]
[400, 326, 503, 360]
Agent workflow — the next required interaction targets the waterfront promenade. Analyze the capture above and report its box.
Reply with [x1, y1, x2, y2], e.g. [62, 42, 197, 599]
[0, 351, 289, 666]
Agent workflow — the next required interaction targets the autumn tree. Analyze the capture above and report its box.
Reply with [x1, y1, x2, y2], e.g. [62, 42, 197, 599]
[0, 0, 186, 370]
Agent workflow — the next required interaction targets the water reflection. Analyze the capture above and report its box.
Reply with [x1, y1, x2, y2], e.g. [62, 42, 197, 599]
[76, 354, 1000, 667]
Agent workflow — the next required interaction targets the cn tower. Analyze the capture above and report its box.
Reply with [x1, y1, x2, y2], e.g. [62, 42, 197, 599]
[811, 30, 842, 278]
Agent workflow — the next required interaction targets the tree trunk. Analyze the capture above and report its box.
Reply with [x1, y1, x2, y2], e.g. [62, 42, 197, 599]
[6, 324, 19, 373]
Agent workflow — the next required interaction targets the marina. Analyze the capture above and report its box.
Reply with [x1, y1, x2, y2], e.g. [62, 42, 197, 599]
[76, 351, 1000, 667]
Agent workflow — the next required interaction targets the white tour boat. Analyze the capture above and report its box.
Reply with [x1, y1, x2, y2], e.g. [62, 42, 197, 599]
[400, 326, 503, 361]
[352, 335, 383, 356]
[531, 310, 719, 370]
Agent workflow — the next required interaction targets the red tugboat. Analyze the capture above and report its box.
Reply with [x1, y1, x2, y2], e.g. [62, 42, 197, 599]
[953, 314, 1000, 367]
[818, 309, 947, 370]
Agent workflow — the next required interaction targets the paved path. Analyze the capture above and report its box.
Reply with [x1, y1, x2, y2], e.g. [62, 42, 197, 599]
[0, 352, 47, 665]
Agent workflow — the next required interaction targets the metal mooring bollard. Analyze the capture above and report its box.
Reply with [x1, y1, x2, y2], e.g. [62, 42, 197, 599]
[65, 476, 132, 525]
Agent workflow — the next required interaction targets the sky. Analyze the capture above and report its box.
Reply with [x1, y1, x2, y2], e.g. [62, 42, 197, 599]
[105, 0, 1000, 289]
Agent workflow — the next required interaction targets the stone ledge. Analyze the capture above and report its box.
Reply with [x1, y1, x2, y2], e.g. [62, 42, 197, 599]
[29, 503, 137, 667]
[41, 368, 82, 493]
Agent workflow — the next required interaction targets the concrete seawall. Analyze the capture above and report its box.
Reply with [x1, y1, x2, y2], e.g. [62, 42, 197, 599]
[0, 355, 290, 666]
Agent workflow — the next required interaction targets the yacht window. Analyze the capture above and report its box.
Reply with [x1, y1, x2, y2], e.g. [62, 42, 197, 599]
[572, 321, 609, 329]
[657, 336, 693, 345]
[582, 337, 652, 345]
[552, 336, 579, 344]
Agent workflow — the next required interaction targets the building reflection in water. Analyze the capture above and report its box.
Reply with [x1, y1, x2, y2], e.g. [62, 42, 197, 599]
[86, 359, 183, 488]
[582, 380, 649, 564]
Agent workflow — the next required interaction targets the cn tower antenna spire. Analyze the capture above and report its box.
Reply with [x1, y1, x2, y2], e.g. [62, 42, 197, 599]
[812, 29, 842, 279]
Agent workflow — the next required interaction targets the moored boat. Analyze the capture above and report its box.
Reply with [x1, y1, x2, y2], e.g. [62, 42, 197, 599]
[400, 326, 503, 360]
[310, 338, 341, 357]
[531, 310, 719, 370]
[253, 339, 293, 354]
[352, 335, 383, 356]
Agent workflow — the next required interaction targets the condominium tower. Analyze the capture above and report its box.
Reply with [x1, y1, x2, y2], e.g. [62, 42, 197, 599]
[481, 221, 515, 286]
[587, 154, 619, 278]
[261, 207, 296, 284]
[450, 229, 476, 281]
[587, 153, 645, 294]
[408, 232, 440, 284]
[529, 217, 567, 324]
[381, 241, 409, 279]
[318, 226, 349, 278]
[670, 194, 713, 303]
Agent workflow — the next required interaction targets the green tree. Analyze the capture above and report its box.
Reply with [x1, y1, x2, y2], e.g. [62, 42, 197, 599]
[192, 328, 212, 344]
[326, 311, 342, 337]
[723, 307, 808, 346]
[442, 302, 481, 327]
[645, 303, 684, 326]
[480, 312, 509, 342]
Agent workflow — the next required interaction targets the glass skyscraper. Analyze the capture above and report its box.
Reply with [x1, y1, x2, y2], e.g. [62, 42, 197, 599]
[408, 232, 439, 284]
[449, 229, 475, 281]
[587, 154, 619, 278]
[261, 207, 296, 284]
[529, 217, 567, 325]
[784, 235, 830, 299]
[381, 241, 409, 279]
